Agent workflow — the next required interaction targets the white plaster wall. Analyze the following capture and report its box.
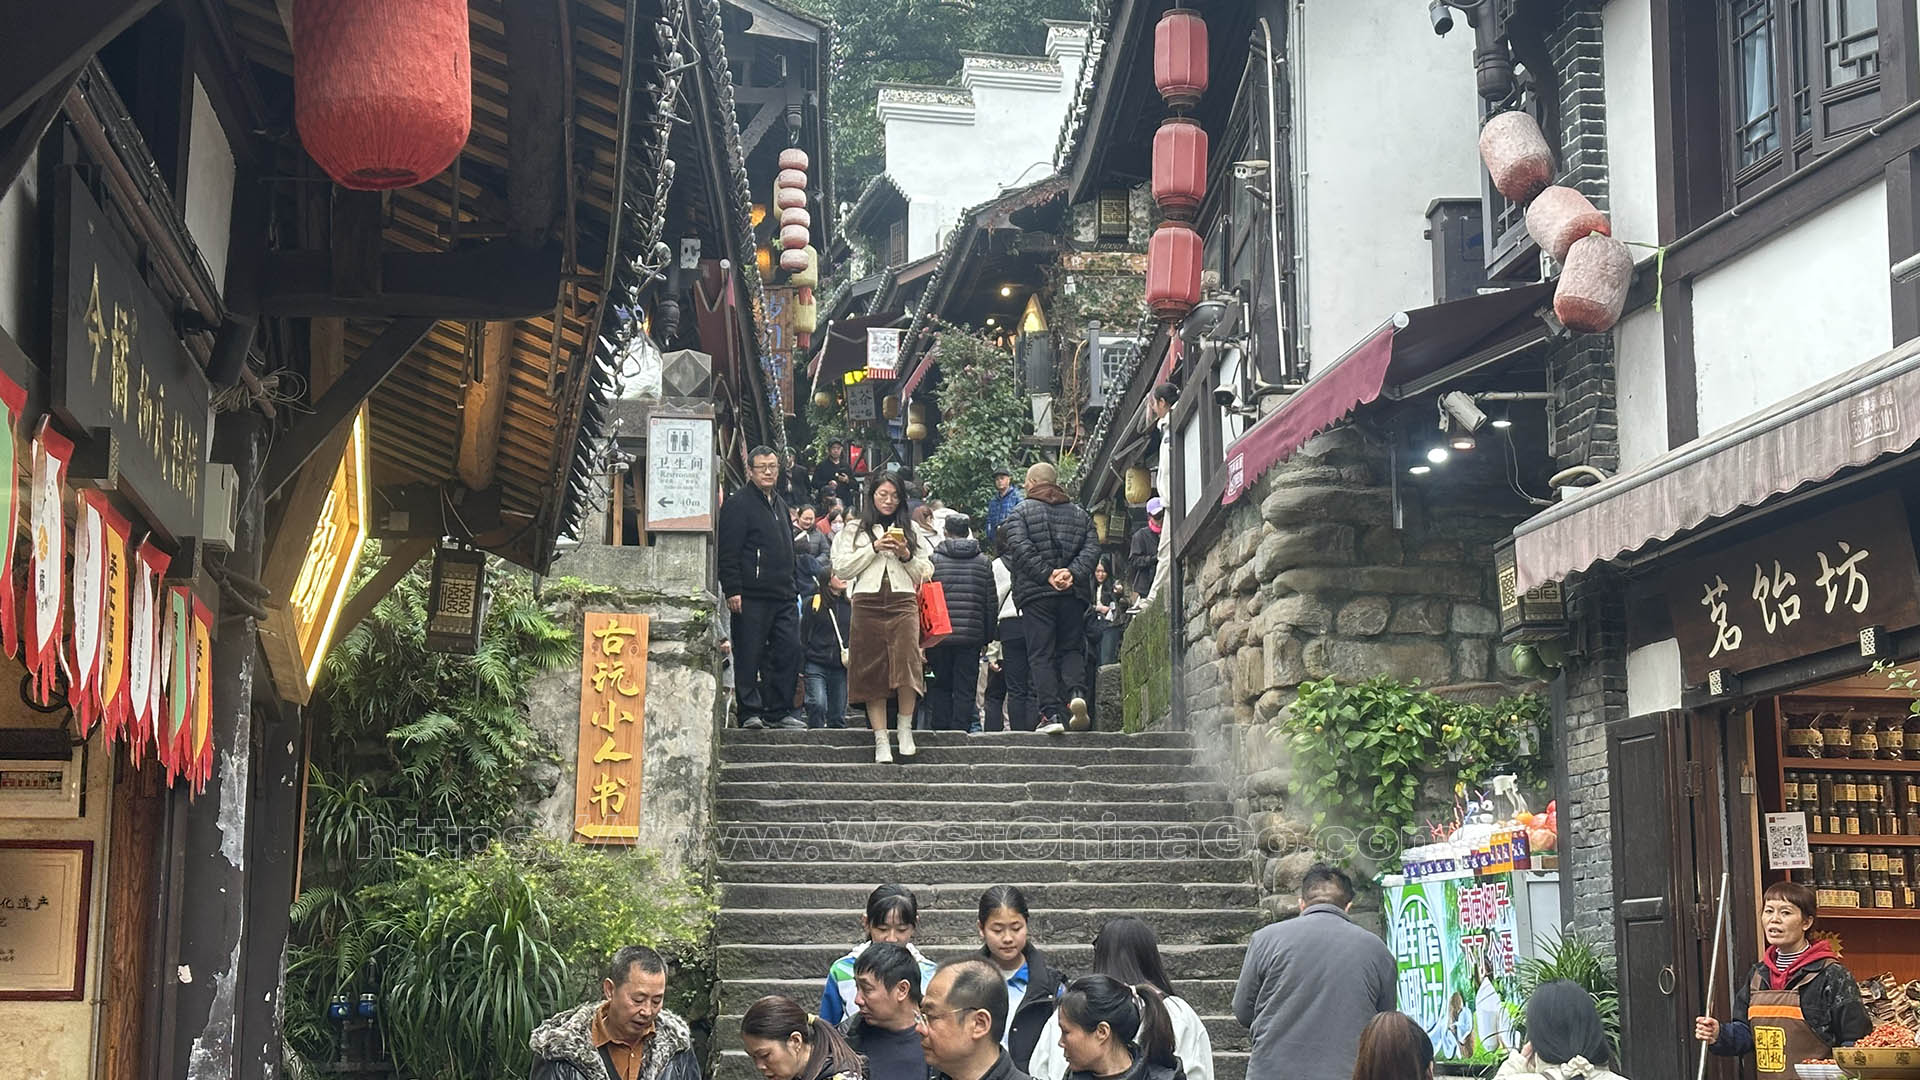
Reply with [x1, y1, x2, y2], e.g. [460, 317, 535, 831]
[1614, 305, 1667, 470]
[0, 729, 115, 1080]
[0, 147, 40, 346]
[1299, 1, 1480, 370]
[1692, 181, 1892, 434]
[184, 79, 236, 291]
[1626, 638, 1683, 715]
[1603, 0, 1659, 246]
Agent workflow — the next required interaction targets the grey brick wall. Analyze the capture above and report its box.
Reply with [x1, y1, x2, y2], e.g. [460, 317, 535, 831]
[1541, 0, 1630, 944]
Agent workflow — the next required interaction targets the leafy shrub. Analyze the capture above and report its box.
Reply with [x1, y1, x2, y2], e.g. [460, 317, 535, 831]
[920, 328, 1032, 517]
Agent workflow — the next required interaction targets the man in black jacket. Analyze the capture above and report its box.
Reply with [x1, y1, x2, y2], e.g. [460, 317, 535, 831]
[529, 946, 699, 1080]
[717, 446, 803, 729]
[927, 515, 997, 732]
[813, 439, 854, 505]
[999, 462, 1101, 733]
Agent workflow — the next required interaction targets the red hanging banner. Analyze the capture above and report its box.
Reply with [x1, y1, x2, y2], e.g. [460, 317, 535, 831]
[127, 539, 170, 760]
[0, 370, 27, 659]
[26, 420, 73, 705]
[69, 490, 107, 735]
[96, 501, 133, 744]
[189, 594, 214, 794]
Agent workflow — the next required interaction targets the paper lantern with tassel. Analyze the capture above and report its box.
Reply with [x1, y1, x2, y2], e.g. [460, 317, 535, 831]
[779, 148, 810, 171]
[1125, 466, 1152, 505]
[1154, 9, 1209, 110]
[790, 246, 820, 289]
[1526, 186, 1611, 263]
[779, 248, 810, 272]
[295, 0, 472, 190]
[814, 390, 834, 409]
[1479, 111, 1553, 204]
[1146, 223, 1203, 319]
[1555, 234, 1633, 333]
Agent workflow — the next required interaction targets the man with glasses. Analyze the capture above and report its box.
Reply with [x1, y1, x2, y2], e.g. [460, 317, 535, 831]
[717, 446, 805, 729]
[918, 959, 1029, 1080]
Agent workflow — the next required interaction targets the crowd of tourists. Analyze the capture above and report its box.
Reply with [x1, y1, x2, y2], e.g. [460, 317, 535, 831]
[716, 443, 1166, 761]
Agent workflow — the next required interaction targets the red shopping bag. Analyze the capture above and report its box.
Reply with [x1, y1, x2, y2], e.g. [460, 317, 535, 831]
[918, 581, 953, 649]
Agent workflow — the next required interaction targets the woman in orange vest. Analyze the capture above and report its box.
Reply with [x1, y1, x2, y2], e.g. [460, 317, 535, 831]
[1693, 880, 1870, 1078]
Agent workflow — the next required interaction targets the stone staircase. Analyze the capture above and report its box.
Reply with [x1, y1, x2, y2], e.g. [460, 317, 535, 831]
[711, 729, 1260, 1080]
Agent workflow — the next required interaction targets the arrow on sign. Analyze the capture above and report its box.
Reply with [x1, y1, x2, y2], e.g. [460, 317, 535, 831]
[575, 823, 640, 841]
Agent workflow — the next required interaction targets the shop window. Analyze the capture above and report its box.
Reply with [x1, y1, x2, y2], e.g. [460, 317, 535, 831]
[1718, 0, 1881, 206]
[886, 219, 907, 267]
[1204, 33, 1296, 385]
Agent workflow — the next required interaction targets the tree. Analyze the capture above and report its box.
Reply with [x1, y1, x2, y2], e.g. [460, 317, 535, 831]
[788, 0, 1095, 192]
[919, 329, 1032, 517]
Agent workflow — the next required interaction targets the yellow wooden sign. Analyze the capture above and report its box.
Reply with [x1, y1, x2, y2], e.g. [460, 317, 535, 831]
[260, 407, 370, 703]
[573, 611, 649, 844]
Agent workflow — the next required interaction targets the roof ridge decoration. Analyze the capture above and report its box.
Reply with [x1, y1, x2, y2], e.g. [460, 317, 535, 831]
[898, 174, 1070, 367]
[959, 50, 1064, 68]
[1054, 0, 1114, 171]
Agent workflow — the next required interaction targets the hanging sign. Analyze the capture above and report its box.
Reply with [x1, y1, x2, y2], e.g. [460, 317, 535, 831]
[866, 328, 902, 379]
[96, 503, 133, 743]
[260, 407, 371, 703]
[645, 415, 714, 532]
[50, 174, 210, 542]
[0, 840, 93, 1000]
[1665, 491, 1920, 683]
[158, 585, 192, 786]
[573, 611, 649, 844]
[424, 546, 487, 654]
[846, 382, 877, 422]
[188, 595, 213, 793]
[0, 370, 27, 660]
[68, 492, 107, 735]
[127, 539, 171, 758]
[25, 420, 73, 705]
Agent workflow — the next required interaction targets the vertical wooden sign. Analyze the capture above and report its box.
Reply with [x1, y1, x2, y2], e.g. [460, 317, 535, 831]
[573, 611, 649, 844]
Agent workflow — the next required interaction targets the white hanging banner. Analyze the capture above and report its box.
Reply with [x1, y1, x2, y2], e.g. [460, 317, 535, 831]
[866, 328, 902, 379]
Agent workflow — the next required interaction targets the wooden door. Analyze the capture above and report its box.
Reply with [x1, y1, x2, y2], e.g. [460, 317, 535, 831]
[1611, 711, 1691, 1080]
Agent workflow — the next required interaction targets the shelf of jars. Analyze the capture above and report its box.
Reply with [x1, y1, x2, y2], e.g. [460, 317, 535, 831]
[1790, 760, 1920, 773]
[1811, 835, 1920, 846]
[1816, 908, 1920, 919]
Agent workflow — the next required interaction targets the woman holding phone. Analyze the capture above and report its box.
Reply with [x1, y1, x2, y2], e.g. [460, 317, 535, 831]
[833, 471, 934, 763]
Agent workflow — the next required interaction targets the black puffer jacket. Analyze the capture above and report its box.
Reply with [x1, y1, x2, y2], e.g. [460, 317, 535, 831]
[981, 944, 1067, 1074]
[931, 538, 998, 648]
[1000, 484, 1101, 607]
[717, 484, 797, 602]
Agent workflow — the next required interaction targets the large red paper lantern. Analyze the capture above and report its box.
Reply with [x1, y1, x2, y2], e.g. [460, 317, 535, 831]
[295, 0, 472, 190]
[1155, 9, 1209, 110]
[1152, 117, 1208, 220]
[1146, 223, 1203, 319]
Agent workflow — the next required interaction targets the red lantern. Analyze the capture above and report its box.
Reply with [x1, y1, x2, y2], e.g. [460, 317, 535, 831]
[1155, 9, 1209, 110]
[1152, 118, 1208, 220]
[779, 148, 810, 171]
[1146, 223, 1203, 320]
[295, 0, 472, 191]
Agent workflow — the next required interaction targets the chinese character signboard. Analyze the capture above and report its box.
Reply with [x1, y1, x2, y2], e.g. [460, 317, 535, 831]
[1385, 876, 1521, 1063]
[573, 611, 649, 844]
[51, 174, 211, 543]
[0, 841, 93, 1000]
[867, 328, 902, 379]
[1664, 492, 1920, 683]
[645, 415, 713, 531]
[260, 408, 371, 703]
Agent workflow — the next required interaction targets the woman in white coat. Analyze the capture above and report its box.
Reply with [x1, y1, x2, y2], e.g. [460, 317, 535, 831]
[1028, 917, 1212, 1080]
[832, 471, 934, 763]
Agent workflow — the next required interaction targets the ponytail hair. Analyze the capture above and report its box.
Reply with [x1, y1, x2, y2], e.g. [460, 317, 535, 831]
[1059, 974, 1177, 1071]
[740, 994, 860, 1071]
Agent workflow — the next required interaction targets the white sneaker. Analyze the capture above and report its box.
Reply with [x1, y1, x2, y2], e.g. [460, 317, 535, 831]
[1068, 696, 1091, 731]
[896, 713, 918, 757]
[1036, 721, 1066, 735]
[873, 729, 894, 763]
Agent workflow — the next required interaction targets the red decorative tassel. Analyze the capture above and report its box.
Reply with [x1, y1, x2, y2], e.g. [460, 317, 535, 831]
[68, 491, 107, 736]
[127, 539, 171, 762]
[25, 420, 73, 706]
[97, 501, 133, 744]
[0, 370, 27, 661]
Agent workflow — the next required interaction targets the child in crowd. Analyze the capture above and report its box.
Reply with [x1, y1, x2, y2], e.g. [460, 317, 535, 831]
[976, 885, 1066, 1069]
[802, 570, 852, 728]
[819, 885, 937, 1026]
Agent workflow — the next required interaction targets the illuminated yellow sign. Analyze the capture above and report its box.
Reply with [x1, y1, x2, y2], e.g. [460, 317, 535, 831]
[261, 407, 370, 703]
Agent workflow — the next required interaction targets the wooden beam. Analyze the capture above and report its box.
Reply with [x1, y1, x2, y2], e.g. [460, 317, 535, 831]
[457, 320, 515, 490]
[0, 0, 161, 131]
[260, 317, 435, 501]
[331, 537, 433, 644]
[330, 188, 384, 298]
[503, 0, 566, 249]
[0, 68, 81, 193]
[252, 240, 564, 319]
[739, 100, 784, 158]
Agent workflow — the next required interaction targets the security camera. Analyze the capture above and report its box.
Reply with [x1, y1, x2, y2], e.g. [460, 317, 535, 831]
[1429, 0, 1454, 35]
[1214, 381, 1239, 409]
[1440, 390, 1488, 433]
[1232, 160, 1271, 181]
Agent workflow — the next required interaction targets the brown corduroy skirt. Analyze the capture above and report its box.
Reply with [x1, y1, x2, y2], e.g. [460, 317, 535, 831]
[847, 578, 925, 704]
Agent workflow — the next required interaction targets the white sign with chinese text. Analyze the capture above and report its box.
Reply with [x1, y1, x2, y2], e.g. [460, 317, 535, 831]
[867, 328, 902, 378]
[1764, 812, 1811, 870]
[645, 415, 713, 532]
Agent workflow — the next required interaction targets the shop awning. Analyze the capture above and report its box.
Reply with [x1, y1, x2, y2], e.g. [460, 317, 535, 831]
[900, 343, 940, 401]
[1221, 283, 1555, 504]
[1510, 337, 1920, 591]
[810, 313, 902, 385]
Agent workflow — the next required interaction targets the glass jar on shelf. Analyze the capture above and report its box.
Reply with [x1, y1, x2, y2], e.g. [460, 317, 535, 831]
[1785, 713, 1824, 758]
[1821, 713, 1854, 758]
[1877, 714, 1905, 760]
[1852, 715, 1880, 760]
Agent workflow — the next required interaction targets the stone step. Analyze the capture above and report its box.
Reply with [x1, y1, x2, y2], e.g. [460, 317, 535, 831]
[717, 908, 1260, 947]
[721, 730, 1195, 749]
[717, 942, 1252, 982]
[716, 880, 1260, 913]
[718, 742, 1197, 766]
[708, 1014, 1252, 1054]
[714, 799, 1234, 825]
[716, 780, 1232, 804]
[714, 835, 1255, 863]
[711, 1050, 1249, 1080]
[718, 976, 1244, 1014]
[715, 858, 1254, 886]
[718, 761, 1217, 785]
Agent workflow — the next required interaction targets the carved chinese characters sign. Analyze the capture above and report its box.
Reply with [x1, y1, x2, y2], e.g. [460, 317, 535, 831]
[0, 840, 93, 1000]
[260, 408, 370, 703]
[573, 611, 649, 844]
[51, 175, 211, 542]
[1666, 492, 1920, 683]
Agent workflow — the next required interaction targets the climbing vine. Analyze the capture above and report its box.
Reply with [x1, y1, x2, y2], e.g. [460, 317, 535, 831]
[920, 328, 1032, 517]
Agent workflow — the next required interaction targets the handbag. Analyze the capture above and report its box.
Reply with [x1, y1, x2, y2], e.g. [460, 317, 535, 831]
[831, 604, 849, 669]
[918, 580, 953, 649]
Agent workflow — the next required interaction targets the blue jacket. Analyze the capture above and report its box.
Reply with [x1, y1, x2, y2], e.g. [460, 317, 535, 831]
[984, 485, 1023, 545]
